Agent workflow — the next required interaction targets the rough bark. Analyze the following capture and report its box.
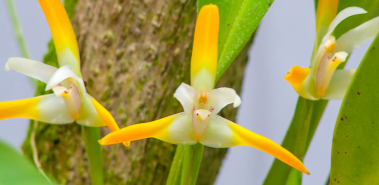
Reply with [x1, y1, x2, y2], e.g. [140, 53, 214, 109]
[22, 0, 251, 184]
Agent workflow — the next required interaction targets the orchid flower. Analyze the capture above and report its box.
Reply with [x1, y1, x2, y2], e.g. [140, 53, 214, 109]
[0, 0, 120, 133]
[285, 3, 379, 100]
[99, 4, 309, 174]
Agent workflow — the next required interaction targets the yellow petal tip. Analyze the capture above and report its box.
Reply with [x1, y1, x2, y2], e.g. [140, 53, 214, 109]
[123, 142, 131, 147]
[284, 66, 310, 85]
[98, 139, 107, 146]
[191, 4, 219, 90]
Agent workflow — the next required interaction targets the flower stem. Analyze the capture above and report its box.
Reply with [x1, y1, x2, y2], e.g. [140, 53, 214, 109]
[81, 126, 104, 185]
[166, 145, 185, 185]
[5, 0, 37, 87]
[181, 144, 204, 185]
[167, 144, 204, 185]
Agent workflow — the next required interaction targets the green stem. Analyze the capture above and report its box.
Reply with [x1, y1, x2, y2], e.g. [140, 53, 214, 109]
[81, 126, 104, 185]
[166, 145, 185, 185]
[5, 0, 29, 58]
[5, 0, 37, 87]
[180, 144, 204, 185]
[167, 144, 204, 185]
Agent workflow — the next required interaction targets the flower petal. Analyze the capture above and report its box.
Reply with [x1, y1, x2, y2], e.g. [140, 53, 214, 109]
[90, 97, 119, 131]
[45, 65, 85, 93]
[191, 4, 219, 91]
[5, 57, 58, 83]
[99, 113, 196, 146]
[335, 16, 379, 53]
[0, 94, 74, 124]
[207, 87, 241, 115]
[315, 52, 348, 98]
[54, 83, 81, 120]
[173, 83, 196, 114]
[321, 7, 367, 45]
[316, 0, 338, 33]
[200, 116, 309, 174]
[90, 96, 129, 146]
[199, 115, 235, 148]
[75, 94, 106, 127]
[323, 69, 355, 99]
[38, 0, 81, 76]
[284, 66, 318, 100]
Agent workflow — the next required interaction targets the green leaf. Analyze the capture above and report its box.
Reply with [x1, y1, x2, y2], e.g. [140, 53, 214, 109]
[334, 0, 379, 38]
[264, 1, 379, 184]
[264, 98, 328, 185]
[197, 0, 274, 81]
[0, 140, 54, 185]
[330, 35, 379, 184]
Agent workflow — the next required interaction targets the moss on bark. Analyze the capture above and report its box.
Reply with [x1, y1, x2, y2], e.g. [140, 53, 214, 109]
[22, 0, 252, 184]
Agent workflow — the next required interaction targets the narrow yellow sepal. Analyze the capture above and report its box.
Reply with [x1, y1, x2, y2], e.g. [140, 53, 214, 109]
[191, 4, 219, 91]
[315, 0, 338, 46]
[99, 115, 175, 146]
[0, 97, 39, 121]
[316, 0, 339, 32]
[90, 97, 130, 146]
[229, 123, 310, 175]
[38, 0, 81, 76]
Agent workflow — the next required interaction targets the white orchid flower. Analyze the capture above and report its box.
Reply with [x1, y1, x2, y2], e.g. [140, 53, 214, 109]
[1, 0, 121, 134]
[285, 3, 379, 100]
[99, 4, 309, 175]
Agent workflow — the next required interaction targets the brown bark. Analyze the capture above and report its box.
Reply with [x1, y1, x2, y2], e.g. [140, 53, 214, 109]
[22, 0, 251, 184]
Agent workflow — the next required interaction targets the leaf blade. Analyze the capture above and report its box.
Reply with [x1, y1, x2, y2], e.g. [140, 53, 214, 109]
[330, 34, 379, 185]
[0, 140, 54, 185]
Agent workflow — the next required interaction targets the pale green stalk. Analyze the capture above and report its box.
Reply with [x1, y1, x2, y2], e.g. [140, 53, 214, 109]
[180, 144, 204, 185]
[166, 145, 185, 185]
[5, 0, 37, 87]
[81, 126, 104, 185]
[167, 144, 204, 185]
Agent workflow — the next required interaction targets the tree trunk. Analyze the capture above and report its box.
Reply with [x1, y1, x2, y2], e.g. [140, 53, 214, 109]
[22, 0, 251, 184]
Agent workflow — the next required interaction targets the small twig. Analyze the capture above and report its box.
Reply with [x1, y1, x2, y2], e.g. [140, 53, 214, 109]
[31, 120, 51, 183]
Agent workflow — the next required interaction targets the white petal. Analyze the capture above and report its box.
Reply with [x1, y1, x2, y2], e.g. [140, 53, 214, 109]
[208, 87, 242, 115]
[323, 69, 356, 99]
[335, 16, 379, 53]
[192, 109, 211, 141]
[315, 52, 348, 98]
[45, 65, 85, 92]
[35, 94, 75, 124]
[5, 57, 58, 83]
[98, 113, 196, 145]
[56, 83, 81, 120]
[200, 115, 310, 174]
[0, 94, 73, 124]
[52, 85, 67, 97]
[321, 7, 367, 45]
[199, 115, 235, 148]
[75, 94, 106, 127]
[173, 83, 196, 114]
[163, 112, 197, 145]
